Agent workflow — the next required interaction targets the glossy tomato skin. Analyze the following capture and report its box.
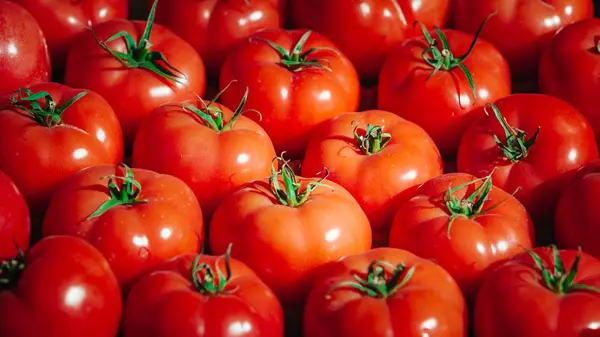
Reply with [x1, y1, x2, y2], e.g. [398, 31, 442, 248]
[0, 171, 29, 261]
[475, 247, 600, 337]
[123, 253, 284, 337]
[304, 247, 467, 337]
[0, 1, 50, 95]
[290, 0, 451, 83]
[219, 29, 360, 159]
[0, 236, 122, 337]
[389, 173, 535, 302]
[454, 0, 593, 80]
[132, 98, 276, 222]
[42, 164, 204, 290]
[302, 110, 443, 247]
[64, 19, 206, 147]
[0, 82, 123, 212]
[378, 29, 511, 159]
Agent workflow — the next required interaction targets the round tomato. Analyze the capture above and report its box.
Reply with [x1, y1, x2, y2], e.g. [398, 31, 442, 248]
[290, 0, 451, 83]
[304, 247, 467, 337]
[475, 246, 600, 336]
[302, 110, 443, 248]
[389, 172, 535, 302]
[42, 164, 204, 290]
[0, 236, 121, 337]
[456, 95, 598, 245]
[123, 246, 284, 337]
[0, 82, 123, 212]
[219, 29, 360, 159]
[453, 0, 593, 80]
[378, 18, 511, 159]
[0, 1, 50, 95]
[209, 155, 372, 306]
[0, 171, 29, 261]
[64, 0, 206, 147]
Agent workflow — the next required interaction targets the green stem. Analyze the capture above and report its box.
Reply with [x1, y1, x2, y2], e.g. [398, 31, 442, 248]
[0, 244, 26, 290]
[191, 244, 238, 295]
[10, 89, 87, 127]
[485, 103, 540, 163]
[352, 121, 392, 155]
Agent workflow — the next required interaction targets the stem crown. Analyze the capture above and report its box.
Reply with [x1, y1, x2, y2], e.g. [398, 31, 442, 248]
[485, 103, 540, 163]
[191, 244, 238, 296]
[352, 122, 392, 155]
[10, 89, 87, 127]
[0, 247, 26, 290]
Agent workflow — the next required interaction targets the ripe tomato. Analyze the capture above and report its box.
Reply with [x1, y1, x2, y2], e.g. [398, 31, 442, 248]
[378, 18, 511, 159]
[209, 155, 372, 306]
[0, 1, 50, 95]
[219, 29, 360, 158]
[42, 164, 204, 290]
[453, 0, 593, 80]
[290, 0, 451, 83]
[123, 246, 284, 337]
[0, 236, 121, 337]
[475, 246, 600, 336]
[64, 0, 206, 147]
[389, 173, 535, 302]
[0, 82, 123, 212]
[304, 247, 467, 337]
[302, 110, 443, 247]
[456, 95, 598, 244]
[0, 171, 29, 261]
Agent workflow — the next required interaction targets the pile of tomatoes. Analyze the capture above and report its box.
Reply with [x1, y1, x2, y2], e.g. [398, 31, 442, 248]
[2, 0, 600, 336]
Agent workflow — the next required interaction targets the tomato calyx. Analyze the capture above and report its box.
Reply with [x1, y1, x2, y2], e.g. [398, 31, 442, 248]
[87, 0, 187, 84]
[0, 246, 26, 290]
[191, 244, 238, 296]
[87, 163, 148, 220]
[485, 103, 540, 163]
[352, 121, 392, 155]
[9, 88, 87, 127]
[256, 30, 340, 72]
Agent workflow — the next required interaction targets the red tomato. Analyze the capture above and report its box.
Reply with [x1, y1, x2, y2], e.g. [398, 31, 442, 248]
[302, 110, 443, 247]
[378, 18, 511, 159]
[219, 29, 360, 158]
[456, 95, 598, 244]
[209, 155, 372, 306]
[42, 164, 204, 290]
[0, 82, 123, 212]
[0, 171, 29, 261]
[475, 246, 600, 336]
[123, 246, 284, 337]
[0, 236, 121, 337]
[0, 1, 50, 95]
[290, 0, 451, 83]
[389, 173, 535, 302]
[64, 1, 206, 147]
[453, 0, 593, 80]
[304, 247, 467, 337]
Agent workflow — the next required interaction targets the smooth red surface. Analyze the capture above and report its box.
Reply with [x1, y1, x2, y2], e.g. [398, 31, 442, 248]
[0, 171, 29, 261]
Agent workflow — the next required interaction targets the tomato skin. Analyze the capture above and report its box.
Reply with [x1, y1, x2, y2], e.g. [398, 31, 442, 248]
[41, 164, 204, 290]
[0, 82, 123, 212]
[304, 247, 467, 337]
[0, 235, 122, 337]
[0, 1, 50, 95]
[123, 253, 284, 337]
[301, 110, 443, 247]
[474, 247, 600, 337]
[389, 173, 535, 302]
[378, 29, 511, 159]
[453, 0, 593, 80]
[64, 19, 206, 147]
[290, 0, 451, 83]
[0, 171, 29, 261]
[219, 29, 360, 158]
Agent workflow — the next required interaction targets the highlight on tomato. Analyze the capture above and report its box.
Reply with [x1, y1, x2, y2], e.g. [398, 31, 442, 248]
[0, 171, 30, 261]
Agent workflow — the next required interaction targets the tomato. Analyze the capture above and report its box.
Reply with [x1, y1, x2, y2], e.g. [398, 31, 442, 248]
[378, 18, 511, 159]
[209, 155, 372, 306]
[389, 173, 535, 302]
[304, 247, 467, 337]
[0, 235, 121, 337]
[123, 246, 284, 337]
[0, 82, 123, 212]
[475, 246, 600, 337]
[302, 110, 443, 247]
[456, 95, 598, 245]
[64, 1, 206, 148]
[42, 164, 204, 290]
[0, 171, 29, 261]
[219, 29, 360, 159]
[0, 1, 50, 95]
[290, 0, 451, 83]
[453, 0, 593, 80]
